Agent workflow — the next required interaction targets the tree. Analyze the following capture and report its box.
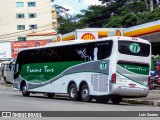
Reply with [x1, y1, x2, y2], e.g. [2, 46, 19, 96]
[103, 16, 123, 28]
[118, 1, 147, 15]
[78, 5, 110, 27]
[57, 16, 87, 34]
[57, 16, 76, 34]
[58, 0, 160, 34]
[122, 14, 138, 27]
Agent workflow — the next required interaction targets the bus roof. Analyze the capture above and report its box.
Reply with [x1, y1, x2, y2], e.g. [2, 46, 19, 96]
[19, 36, 150, 52]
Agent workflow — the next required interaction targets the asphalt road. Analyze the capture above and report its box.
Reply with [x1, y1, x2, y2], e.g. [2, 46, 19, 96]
[0, 80, 160, 120]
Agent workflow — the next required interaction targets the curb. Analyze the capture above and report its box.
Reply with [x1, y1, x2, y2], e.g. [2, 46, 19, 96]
[123, 99, 160, 107]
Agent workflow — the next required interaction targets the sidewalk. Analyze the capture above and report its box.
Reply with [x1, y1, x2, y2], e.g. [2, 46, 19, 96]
[123, 90, 160, 106]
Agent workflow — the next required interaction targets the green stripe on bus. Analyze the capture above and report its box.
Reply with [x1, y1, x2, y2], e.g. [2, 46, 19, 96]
[21, 61, 84, 83]
[118, 64, 149, 75]
[116, 71, 147, 86]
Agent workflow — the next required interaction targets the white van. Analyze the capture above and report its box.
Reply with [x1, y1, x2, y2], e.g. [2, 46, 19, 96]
[1, 61, 14, 84]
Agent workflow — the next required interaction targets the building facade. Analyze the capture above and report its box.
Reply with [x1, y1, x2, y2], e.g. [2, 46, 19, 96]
[0, 0, 57, 41]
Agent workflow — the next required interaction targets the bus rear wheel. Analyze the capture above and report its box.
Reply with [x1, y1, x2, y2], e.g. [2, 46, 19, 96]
[111, 96, 122, 104]
[69, 84, 80, 101]
[81, 84, 91, 102]
[21, 83, 30, 97]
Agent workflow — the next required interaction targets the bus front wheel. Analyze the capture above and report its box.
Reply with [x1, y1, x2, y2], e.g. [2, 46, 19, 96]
[111, 96, 122, 104]
[21, 83, 30, 97]
[81, 84, 91, 102]
[69, 84, 80, 101]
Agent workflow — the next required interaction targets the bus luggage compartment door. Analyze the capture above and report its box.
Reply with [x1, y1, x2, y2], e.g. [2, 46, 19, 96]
[91, 74, 108, 92]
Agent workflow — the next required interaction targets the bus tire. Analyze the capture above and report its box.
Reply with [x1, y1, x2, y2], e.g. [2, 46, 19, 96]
[4, 77, 7, 84]
[111, 96, 122, 104]
[21, 83, 30, 97]
[69, 84, 80, 101]
[47, 93, 55, 99]
[81, 84, 91, 102]
[95, 96, 110, 103]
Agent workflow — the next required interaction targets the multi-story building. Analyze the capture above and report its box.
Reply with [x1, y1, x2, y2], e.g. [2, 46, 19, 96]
[0, 0, 57, 41]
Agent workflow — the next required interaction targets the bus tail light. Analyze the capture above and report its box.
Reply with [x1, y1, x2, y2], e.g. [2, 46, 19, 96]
[111, 73, 116, 83]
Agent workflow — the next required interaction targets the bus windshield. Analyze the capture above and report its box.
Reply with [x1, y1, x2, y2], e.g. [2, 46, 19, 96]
[118, 40, 150, 57]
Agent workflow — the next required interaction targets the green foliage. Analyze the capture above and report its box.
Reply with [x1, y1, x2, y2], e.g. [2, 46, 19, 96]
[103, 1, 160, 28]
[57, 16, 86, 34]
[79, 5, 110, 27]
[118, 1, 148, 15]
[137, 8, 160, 24]
[122, 14, 138, 27]
[58, 0, 160, 34]
[57, 17, 75, 34]
[103, 16, 123, 28]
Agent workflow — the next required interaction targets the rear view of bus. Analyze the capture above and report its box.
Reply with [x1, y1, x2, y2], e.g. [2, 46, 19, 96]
[110, 37, 151, 102]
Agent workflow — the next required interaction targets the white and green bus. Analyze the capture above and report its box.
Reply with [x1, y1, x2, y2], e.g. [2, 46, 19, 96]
[13, 36, 151, 104]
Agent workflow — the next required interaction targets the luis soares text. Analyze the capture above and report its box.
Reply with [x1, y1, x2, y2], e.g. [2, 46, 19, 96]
[139, 112, 159, 117]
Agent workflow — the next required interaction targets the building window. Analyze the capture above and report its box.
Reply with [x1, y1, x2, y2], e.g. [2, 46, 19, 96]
[28, 2, 36, 7]
[18, 37, 26, 41]
[17, 25, 25, 30]
[29, 24, 37, 29]
[29, 13, 36, 18]
[16, 14, 25, 19]
[16, 2, 24, 7]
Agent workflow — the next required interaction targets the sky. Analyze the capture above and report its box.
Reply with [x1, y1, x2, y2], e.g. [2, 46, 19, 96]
[53, 0, 103, 15]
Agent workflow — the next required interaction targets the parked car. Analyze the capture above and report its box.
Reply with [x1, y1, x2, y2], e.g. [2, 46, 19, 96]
[0, 61, 14, 84]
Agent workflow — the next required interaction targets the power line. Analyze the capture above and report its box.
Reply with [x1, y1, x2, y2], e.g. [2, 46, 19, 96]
[0, 24, 53, 39]
[54, 0, 76, 5]
[0, 5, 53, 25]
[0, 0, 77, 21]
[0, 0, 82, 25]
[1, 14, 110, 40]
[0, 0, 86, 40]
[0, 8, 53, 25]
[2, 27, 56, 41]
[0, 1, 52, 20]
[0, 14, 110, 40]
